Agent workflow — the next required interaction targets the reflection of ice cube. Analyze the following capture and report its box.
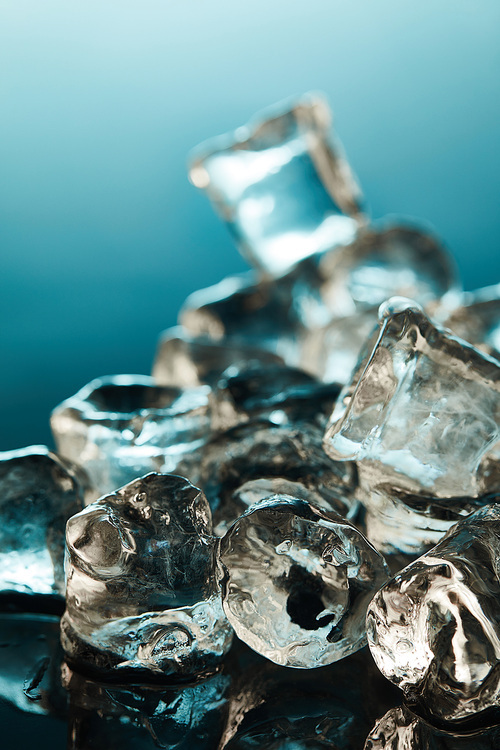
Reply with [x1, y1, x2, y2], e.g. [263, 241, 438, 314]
[367, 504, 500, 723]
[61, 474, 233, 681]
[220, 647, 399, 749]
[0, 445, 82, 599]
[189, 92, 363, 276]
[366, 704, 500, 749]
[0, 614, 66, 717]
[324, 298, 500, 499]
[51, 374, 211, 503]
[63, 662, 231, 750]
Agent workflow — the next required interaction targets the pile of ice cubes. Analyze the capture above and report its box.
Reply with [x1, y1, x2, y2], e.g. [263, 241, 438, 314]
[3, 93, 500, 749]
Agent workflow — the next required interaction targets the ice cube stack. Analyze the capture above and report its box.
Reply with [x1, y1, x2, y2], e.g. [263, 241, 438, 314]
[3, 93, 500, 748]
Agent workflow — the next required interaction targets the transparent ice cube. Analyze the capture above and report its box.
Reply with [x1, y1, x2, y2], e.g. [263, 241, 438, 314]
[61, 473, 233, 681]
[324, 298, 500, 500]
[152, 325, 284, 388]
[189, 92, 363, 277]
[367, 504, 500, 723]
[0, 445, 82, 600]
[218, 494, 389, 668]
[51, 374, 211, 503]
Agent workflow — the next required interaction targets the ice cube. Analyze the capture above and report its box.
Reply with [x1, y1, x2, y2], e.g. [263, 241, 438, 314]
[218, 494, 389, 668]
[441, 283, 500, 362]
[179, 272, 308, 368]
[0, 445, 82, 601]
[189, 92, 363, 277]
[367, 504, 500, 723]
[51, 374, 211, 503]
[184, 420, 358, 536]
[209, 363, 341, 432]
[60, 473, 233, 681]
[152, 325, 284, 388]
[324, 298, 500, 500]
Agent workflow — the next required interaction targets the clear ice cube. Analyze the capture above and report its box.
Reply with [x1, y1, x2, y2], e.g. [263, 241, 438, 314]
[362, 484, 497, 556]
[440, 283, 500, 363]
[302, 308, 378, 384]
[218, 494, 389, 668]
[0, 445, 82, 600]
[152, 325, 284, 388]
[210, 363, 341, 432]
[183, 419, 358, 535]
[61, 473, 233, 681]
[189, 92, 363, 277]
[180, 272, 308, 368]
[51, 374, 211, 503]
[367, 504, 500, 723]
[324, 298, 500, 500]
[319, 224, 459, 314]
[303, 223, 459, 384]
[180, 223, 459, 386]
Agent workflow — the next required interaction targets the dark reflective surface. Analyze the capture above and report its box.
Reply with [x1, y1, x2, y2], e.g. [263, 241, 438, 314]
[0, 609, 404, 749]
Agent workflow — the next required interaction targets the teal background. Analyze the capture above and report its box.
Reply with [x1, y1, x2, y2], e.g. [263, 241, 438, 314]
[2, 1, 500, 450]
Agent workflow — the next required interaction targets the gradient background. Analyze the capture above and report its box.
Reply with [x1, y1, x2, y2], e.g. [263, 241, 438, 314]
[2, 1, 500, 451]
